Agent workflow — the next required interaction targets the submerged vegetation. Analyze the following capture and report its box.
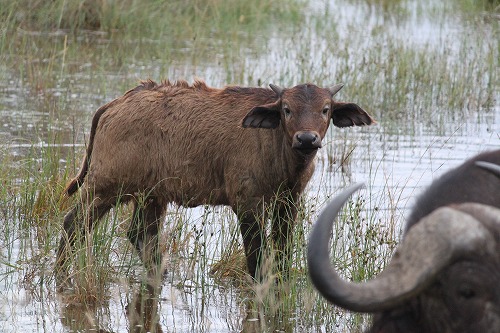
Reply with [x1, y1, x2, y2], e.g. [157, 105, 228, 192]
[0, 0, 498, 331]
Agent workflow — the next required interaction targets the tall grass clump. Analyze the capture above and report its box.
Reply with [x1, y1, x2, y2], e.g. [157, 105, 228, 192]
[0, 137, 72, 298]
[1, 0, 304, 36]
[330, 39, 498, 131]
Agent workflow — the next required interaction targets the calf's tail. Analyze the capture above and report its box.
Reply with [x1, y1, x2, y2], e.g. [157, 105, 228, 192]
[62, 82, 150, 199]
[63, 101, 111, 198]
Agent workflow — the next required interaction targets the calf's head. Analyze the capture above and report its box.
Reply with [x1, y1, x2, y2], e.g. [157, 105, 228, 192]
[242, 83, 374, 154]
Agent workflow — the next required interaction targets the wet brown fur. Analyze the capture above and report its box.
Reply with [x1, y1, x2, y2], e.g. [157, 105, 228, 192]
[58, 79, 374, 280]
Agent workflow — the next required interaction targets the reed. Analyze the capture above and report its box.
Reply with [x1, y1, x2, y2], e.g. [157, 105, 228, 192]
[1, 0, 304, 36]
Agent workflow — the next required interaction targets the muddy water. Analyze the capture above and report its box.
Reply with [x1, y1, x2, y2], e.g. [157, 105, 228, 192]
[1, 0, 498, 332]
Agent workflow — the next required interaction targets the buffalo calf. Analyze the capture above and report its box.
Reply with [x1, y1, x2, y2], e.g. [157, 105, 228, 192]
[57, 79, 374, 282]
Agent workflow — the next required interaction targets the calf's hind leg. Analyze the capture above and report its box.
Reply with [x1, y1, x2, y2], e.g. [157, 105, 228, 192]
[127, 197, 165, 281]
[56, 193, 113, 283]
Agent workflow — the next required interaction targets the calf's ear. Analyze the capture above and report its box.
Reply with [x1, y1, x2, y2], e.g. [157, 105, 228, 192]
[332, 102, 376, 128]
[242, 102, 281, 129]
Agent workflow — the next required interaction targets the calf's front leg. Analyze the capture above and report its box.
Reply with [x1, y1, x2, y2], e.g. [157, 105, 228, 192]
[271, 201, 297, 281]
[234, 205, 267, 281]
[128, 197, 165, 283]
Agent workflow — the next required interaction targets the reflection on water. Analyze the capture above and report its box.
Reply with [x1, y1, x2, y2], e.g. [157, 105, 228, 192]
[53, 279, 303, 332]
[57, 283, 161, 333]
[1, 0, 498, 332]
[126, 285, 162, 333]
[60, 302, 115, 333]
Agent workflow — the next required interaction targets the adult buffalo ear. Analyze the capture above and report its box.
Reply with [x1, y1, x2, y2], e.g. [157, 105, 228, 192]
[242, 102, 281, 129]
[332, 102, 376, 128]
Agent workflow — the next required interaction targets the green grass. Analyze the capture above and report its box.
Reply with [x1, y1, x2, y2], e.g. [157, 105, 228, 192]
[1, 0, 304, 34]
[0, 0, 304, 72]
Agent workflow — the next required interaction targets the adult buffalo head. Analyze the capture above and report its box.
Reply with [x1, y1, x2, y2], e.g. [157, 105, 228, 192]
[308, 183, 500, 333]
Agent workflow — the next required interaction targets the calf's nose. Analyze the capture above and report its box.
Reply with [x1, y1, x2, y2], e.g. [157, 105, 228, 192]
[293, 131, 322, 150]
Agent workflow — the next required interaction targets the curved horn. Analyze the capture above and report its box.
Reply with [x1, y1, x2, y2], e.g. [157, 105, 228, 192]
[328, 83, 344, 97]
[307, 186, 495, 313]
[269, 84, 284, 97]
[475, 161, 500, 178]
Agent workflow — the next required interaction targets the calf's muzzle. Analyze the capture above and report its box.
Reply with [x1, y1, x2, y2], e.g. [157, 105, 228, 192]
[293, 131, 321, 151]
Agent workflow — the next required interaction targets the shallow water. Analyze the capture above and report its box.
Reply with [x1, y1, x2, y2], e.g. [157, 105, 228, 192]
[1, 0, 498, 332]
